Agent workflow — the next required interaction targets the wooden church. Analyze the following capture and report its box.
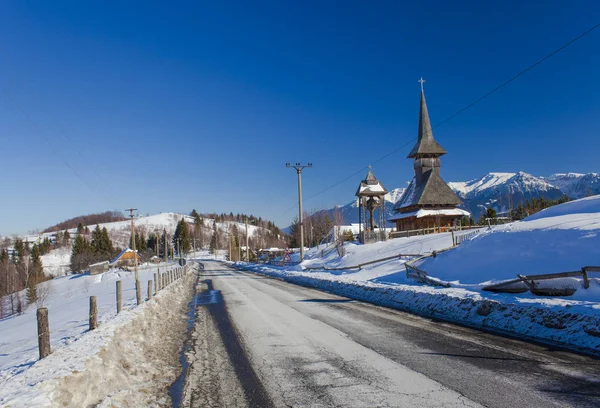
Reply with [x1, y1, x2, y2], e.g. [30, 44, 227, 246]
[389, 81, 470, 232]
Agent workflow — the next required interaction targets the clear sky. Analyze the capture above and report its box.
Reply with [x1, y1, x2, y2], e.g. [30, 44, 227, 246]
[0, 1, 599, 234]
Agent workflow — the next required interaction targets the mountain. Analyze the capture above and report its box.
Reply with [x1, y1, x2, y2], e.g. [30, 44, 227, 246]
[321, 171, 600, 225]
[544, 173, 600, 199]
[449, 172, 564, 218]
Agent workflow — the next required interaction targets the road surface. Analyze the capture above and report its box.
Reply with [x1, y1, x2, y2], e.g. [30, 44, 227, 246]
[184, 261, 600, 408]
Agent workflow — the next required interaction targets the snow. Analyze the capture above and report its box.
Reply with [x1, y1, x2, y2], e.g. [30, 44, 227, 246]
[0, 261, 185, 405]
[388, 208, 470, 221]
[449, 172, 515, 196]
[422, 195, 600, 284]
[40, 247, 71, 277]
[526, 194, 600, 221]
[235, 195, 600, 354]
[357, 183, 386, 194]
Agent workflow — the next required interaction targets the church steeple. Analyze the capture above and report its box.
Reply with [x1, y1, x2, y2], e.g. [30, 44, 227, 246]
[407, 85, 447, 159]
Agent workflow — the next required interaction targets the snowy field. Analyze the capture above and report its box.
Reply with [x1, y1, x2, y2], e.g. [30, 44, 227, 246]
[237, 195, 600, 354]
[0, 261, 188, 406]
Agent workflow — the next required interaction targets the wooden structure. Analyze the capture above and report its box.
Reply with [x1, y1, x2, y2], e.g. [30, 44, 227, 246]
[356, 166, 388, 243]
[110, 248, 141, 268]
[89, 260, 109, 275]
[389, 81, 469, 231]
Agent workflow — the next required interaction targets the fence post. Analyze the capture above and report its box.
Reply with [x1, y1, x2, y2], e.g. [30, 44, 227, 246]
[157, 267, 161, 290]
[582, 267, 590, 289]
[451, 229, 456, 246]
[116, 280, 123, 313]
[135, 279, 142, 305]
[154, 273, 158, 293]
[89, 296, 97, 330]
[148, 280, 153, 300]
[37, 308, 50, 359]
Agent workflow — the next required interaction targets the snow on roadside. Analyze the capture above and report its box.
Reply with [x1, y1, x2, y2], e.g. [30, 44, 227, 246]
[234, 196, 600, 355]
[0, 262, 188, 406]
[236, 262, 600, 355]
[53, 271, 195, 407]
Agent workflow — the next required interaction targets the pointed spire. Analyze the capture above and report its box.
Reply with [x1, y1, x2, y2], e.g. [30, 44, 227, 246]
[365, 164, 376, 182]
[407, 83, 447, 158]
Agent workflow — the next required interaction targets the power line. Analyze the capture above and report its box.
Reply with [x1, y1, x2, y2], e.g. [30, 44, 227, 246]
[286, 21, 600, 211]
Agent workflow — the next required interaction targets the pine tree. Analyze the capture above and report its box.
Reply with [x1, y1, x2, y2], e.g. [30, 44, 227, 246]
[101, 227, 114, 254]
[70, 234, 92, 272]
[209, 221, 217, 254]
[26, 245, 44, 304]
[173, 219, 192, 254]
[77, 223, 84, 234]
[63, 230, 71, 246]
[91, 225, 103, 253]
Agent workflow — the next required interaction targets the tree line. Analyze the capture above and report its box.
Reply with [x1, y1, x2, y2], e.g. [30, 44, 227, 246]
[43, 211, 126, 233]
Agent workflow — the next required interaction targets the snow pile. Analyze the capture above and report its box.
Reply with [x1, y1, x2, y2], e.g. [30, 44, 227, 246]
[0, 262, 187, 406]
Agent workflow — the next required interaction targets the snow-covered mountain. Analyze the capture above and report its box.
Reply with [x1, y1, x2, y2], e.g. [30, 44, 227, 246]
[323, 171, 599, 225]
[449, 172, 564, 218]
[544, 173, 600, 199]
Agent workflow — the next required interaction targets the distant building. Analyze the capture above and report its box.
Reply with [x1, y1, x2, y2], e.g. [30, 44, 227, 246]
[110, 248, 141, 268]
[389, 83, 469, 232]
[89, 261, 109, 275]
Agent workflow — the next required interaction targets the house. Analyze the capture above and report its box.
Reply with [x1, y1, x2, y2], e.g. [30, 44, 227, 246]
[89, 261, 109, 275]
[110, 248, 141, 268]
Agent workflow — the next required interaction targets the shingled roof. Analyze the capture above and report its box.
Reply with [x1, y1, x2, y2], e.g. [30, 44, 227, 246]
[393, 170, 461, 211]
[407, 91, 447, 158]
[355, 167, 388, 197]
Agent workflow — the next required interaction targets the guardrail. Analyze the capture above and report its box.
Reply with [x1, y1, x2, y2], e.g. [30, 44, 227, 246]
[483, 266, 600, 296]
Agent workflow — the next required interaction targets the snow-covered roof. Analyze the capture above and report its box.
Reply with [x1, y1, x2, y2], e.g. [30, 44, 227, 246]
[388, 208, 470, 221]
[355, 168, 388, 197]
[110, 248, 141, 264]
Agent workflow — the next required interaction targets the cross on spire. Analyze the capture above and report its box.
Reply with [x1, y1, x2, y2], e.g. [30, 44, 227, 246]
[418, 77, 426, 92]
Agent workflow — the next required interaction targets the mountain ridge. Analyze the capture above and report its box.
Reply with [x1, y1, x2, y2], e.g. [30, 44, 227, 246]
[325, 171, 599, 225]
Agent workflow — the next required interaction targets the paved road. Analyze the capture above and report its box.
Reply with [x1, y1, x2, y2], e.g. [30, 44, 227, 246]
[194, 261, 600, 408]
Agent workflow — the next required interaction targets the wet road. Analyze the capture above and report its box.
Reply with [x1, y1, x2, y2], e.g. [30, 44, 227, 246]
[190, 261, 600, 408]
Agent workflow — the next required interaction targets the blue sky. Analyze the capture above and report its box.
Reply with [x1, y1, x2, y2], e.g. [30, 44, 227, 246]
[0, 1, 599, 234]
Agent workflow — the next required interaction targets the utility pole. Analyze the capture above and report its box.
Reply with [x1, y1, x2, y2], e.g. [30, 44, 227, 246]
[245, 218, 249, 261]
[125, 208, 139, 282]
[228, 233, 232, 261]
[286, 163, 312, 262]
[164, 232, 168, 263]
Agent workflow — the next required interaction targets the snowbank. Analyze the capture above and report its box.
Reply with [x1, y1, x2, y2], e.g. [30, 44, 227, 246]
[0, 262, 188, 406]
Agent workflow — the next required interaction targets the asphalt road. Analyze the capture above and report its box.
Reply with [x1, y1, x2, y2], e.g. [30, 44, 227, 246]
[194, 261, 600, 408]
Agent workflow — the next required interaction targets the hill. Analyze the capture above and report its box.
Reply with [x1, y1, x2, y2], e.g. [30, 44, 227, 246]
[42, 211, 127, 233]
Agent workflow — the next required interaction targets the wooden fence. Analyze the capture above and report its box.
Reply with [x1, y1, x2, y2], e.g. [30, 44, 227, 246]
[483, 266, 600, 295]
[304, 252, 423, 272]
[35, 265, 190, 361]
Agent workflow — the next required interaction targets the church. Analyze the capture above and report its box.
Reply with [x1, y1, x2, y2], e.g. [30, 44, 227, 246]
[389, 81, 470, 232]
